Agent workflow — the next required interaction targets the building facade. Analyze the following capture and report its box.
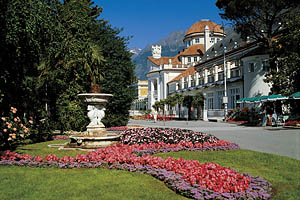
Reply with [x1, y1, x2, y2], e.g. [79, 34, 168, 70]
[147, 20, 224, 110]
[130, 80, 149, 115]
[147, 19, 271, 119]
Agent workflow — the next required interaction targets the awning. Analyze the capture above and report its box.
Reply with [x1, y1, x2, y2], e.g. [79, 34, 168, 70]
[290, 91, 300, 99]
[261, 94, 288, 102]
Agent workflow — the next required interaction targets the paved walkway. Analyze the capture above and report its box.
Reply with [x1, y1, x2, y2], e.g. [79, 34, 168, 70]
[128, 119, 300, 160]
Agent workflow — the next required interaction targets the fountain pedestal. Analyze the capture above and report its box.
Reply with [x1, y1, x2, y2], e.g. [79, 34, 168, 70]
[65, 93, 120, 149]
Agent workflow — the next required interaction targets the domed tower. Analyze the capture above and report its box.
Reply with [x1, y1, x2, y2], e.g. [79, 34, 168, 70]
[184, 19, 225, 51]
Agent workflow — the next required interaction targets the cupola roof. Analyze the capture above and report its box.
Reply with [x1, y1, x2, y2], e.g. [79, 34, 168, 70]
[185, 20, 223, 38]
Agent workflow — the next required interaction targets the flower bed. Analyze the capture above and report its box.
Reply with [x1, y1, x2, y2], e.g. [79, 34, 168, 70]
[121, 128, 218, 145]
[106, 125, 142, 131]
[226, 119, 248, 124]
[284, 120, 300, 127]
[52, 135, 69, 140]
[0, 128, 272, 199]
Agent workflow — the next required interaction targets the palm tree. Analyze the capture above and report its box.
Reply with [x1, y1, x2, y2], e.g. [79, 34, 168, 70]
[192, 92, 205, 120]
[174, 93, 184, 119]
[183, 95, 193, 120]
[159, 99, 166, 115]
[165, 95, 177, 115]
[152, 101, 160, 112]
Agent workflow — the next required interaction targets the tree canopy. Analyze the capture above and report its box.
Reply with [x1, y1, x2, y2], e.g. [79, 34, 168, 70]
[0, 0, 135, 131]
[216, 0, 300, 49]
[216, 0, 300, 113]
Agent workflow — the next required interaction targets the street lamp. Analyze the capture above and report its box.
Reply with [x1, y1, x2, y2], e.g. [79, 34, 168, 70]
[222, 22, 228, 120]
[211, 22, 229, 119]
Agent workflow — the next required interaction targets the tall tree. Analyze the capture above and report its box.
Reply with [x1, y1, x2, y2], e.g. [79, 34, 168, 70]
[266, 11, 300, 113]
[216, 0, 300, 112]
[216, 0, 299, 49]
[0, 0, 61, 116]
[96, 23, 136, 127]
[192, 92, 205, 120]
[174, 93, 184, 119]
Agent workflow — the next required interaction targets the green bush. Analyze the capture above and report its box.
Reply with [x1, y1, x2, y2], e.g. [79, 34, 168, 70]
[56, 86, 89, 132]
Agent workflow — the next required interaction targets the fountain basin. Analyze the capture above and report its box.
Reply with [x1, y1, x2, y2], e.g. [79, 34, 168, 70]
[62, 92, 118, 150]
[67, 135, 121, 149]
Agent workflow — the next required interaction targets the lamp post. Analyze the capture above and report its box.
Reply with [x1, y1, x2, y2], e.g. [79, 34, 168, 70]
[221, 22, 228, 120]
[210, 22, 229, 120]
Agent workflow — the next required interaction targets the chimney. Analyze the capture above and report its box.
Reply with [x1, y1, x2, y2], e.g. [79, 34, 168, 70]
[204, 25, 210, 51]
[152, 45, 161, 59]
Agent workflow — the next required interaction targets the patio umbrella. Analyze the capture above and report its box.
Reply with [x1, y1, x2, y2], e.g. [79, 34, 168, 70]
[245, 96, 259, 103]
[261, 94, 288, 102]
[290, 91, 300, 99]
[236, 98, 246, 103]
[256, 95, 269, 102]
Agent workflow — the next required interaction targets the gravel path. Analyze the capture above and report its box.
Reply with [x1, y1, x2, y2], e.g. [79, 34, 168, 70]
[128, 119, 300, 160]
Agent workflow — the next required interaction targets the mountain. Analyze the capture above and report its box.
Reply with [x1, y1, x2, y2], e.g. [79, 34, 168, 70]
[129, 47, 142, 60]
[133, 30, 186, 80]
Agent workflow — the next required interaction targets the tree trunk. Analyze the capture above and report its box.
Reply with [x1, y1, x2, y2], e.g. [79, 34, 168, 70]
[197, 106, 201, 120]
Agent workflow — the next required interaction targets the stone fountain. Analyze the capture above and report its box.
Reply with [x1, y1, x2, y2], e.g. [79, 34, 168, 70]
[65, 93, 121, 149]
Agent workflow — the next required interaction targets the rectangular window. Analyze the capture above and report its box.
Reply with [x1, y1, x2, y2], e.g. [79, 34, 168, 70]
[218, 72, 224, 81]
[217, 91, 225, 96]
[194, 57, 197, 62]
[229, 88, 240, 109]
[249, 63, 255, 72]
[207, 93, 214, 109]
[188, 57, 191, 63]
[230, 68, 240, 77]
[208, 75, 214, 83]
[184, 77, 188, 89]
[198, 78, 204, 85]
[208, 98, 214, 109]
[210, 38, 215, 43]
[195, 38, 199, 43]
[262, 60, 270, 71]
[178, 82, 182, 90]
[191, 75, 195, 87]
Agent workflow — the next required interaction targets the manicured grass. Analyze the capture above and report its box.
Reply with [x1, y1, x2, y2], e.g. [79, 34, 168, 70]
[15, 140, 86, 158]
[0, 166, 187, 200]
[157, 150, 300, 200]
[1, 140, 300, 200]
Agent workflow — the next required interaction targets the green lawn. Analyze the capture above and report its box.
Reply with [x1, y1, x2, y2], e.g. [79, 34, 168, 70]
[0, 140, 299, 200]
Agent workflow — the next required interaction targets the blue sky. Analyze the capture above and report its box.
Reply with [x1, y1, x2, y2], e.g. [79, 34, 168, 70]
[94, 0, 224, 49]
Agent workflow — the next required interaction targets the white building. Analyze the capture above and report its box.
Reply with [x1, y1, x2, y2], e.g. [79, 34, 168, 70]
[147, 19, 272, 119]
[130, 80, 149, 116]
[147, 20, 224, 110]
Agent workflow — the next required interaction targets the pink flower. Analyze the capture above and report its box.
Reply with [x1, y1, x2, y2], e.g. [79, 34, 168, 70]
[3, 129, 7, 132]
[1, 117, 6, 121]
[7, 123, 12, 129]
[10, 107, 17, 114]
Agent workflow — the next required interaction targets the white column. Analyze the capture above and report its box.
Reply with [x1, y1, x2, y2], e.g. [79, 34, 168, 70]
[203, 93, 208, 121]
[215, 65, 218, 81]
[163, 74, 167, 99]
[150, 80, 154, 109]
[227, 61, 231, 79]
[181, 78, 184, 89]
[156, 77, 160, 101]
[204, 25, 210, 51]
[195, 72, 199, 85]
[188, 75, 192, 88]
[204, 69, 208, 84]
